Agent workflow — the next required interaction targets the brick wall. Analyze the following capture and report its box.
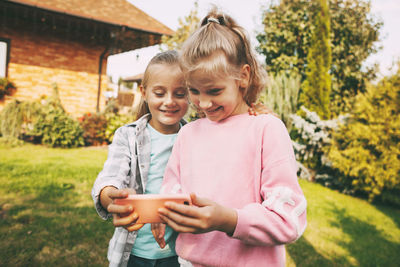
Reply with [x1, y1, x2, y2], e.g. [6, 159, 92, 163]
[0, 26, 108, 117]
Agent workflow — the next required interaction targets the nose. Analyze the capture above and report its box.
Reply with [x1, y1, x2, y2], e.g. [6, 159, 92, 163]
[164, 94, 176, 106]
[198, 95, 212, 110]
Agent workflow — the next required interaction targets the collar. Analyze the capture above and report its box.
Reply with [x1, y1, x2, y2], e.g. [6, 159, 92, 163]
[127, 113, 187, 136]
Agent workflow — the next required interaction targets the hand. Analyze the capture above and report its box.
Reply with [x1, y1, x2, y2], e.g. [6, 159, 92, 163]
[158, 193, 237, 235]
[151, 223, 166, 248]
[248, 103, 279, 118]
[100, 187, 144, 232]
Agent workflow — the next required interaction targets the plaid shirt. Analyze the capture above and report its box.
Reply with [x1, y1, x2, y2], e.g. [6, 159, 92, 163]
[91, 114, 186, 267]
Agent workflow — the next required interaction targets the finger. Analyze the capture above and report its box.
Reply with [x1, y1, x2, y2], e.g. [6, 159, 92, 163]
[151, 223, 161, 237]
[159, 223, 166, 238]
[156, 236, 166, 248]
[158, 213, 197, 233]
[107, 203, 133, 214]
[158, 207, 205, 230]
[126, 223, 144, 232]
[113, 211, 139, 227]
[255, 102, 263, 108]
[107, 188, 130, 199]
[162, 201, 200, 218]
[151, 223, 160, 231]
[162, 194, 213, 217]
[159, 239, 166, 248]
[190, 193, 214, 207]
[155, 236, 166, 249]
[151, 223, 166, 248]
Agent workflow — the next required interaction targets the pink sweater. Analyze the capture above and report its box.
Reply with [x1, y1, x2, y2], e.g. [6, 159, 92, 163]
[162, 113, 307, 267]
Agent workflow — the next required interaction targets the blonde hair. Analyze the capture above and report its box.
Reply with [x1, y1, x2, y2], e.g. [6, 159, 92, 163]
[179, 9, 267, 105]
[136, 50, 180, 119]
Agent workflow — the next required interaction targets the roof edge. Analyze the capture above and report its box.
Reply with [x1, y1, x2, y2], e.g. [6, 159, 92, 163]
[6, 0, 174, 36]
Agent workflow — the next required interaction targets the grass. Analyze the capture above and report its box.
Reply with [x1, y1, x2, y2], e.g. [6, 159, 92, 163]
[0, 144, 399, 266]
[0, 144, 112, 266]
[287, 180, 400, 266]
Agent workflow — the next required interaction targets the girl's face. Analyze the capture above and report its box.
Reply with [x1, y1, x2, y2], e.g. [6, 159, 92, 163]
[141, 63, 188, 134]
[187, 66, 250, 122]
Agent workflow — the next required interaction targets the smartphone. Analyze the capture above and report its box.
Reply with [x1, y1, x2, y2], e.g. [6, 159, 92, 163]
[114, 194, 191, 224]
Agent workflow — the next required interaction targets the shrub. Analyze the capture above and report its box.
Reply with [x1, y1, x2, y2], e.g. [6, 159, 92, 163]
[31, 105, 84, 148]
[290, 106, 347, 183]
[104, 113, 133, 143]
[79, 112, 108, 146]
[30, 85, 84, 148]
[0, 78, 16, 101]
[327, 71, 400, 202]
[0, 99, 42, 140]
[0, 84, 84, 148]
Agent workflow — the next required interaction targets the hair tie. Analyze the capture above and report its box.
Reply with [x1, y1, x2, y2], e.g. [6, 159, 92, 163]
[207, 17, 220, 24]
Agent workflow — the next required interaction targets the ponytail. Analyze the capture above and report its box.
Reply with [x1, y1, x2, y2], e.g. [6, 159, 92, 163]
[180, 8, 267, 105]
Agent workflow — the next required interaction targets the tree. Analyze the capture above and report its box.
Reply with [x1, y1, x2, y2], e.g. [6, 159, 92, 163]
[257, 0, 382, 116]
[257, 0, 313, 75]
[260, 71, 301, 131]
[300, 0, 332, 119]
[327, 68, 400, 202]
[161, 1, 200, 50]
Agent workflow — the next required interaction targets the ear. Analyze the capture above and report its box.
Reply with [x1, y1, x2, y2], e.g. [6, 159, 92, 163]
[239, 64, 250, 89]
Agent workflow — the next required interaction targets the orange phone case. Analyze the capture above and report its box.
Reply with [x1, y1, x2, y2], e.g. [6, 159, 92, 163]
[114, 194, 191, 224]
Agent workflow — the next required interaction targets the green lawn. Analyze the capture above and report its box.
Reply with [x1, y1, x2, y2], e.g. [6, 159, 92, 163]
[0, 144, 399, 266]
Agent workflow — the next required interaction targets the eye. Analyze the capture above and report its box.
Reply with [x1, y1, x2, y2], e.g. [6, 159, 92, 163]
[208, 88, 223, 95]
[175, 92, 187, 98]
[153, 91, 164, 97]
[189, 88, 199, 95]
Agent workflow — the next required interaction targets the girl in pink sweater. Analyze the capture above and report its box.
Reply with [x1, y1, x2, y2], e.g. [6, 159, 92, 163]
[157, 9, 307, 267]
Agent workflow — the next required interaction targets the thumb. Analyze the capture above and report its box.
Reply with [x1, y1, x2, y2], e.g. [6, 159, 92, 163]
[190, 193, 213, 207]
[159, 223, 166, 238]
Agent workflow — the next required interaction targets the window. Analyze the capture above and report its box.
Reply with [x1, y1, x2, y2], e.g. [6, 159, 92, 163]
[0, 38, 10, 78]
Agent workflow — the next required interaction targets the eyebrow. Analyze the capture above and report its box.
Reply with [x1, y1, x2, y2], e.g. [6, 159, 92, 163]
[151, 85, 166, 89]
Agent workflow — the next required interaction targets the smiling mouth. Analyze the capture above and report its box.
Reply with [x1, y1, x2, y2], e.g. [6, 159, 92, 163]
[206, 106, 223, 114]
[161, 110, 179, 114]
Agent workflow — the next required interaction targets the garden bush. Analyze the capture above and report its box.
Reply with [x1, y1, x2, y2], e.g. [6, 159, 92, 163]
[0, 84, 84, 148]
[79, 112, 108, 146]
[99, 97, 135, 142]
[0, 99, 42, 140]
[327, 70, 400, 202]
[290, 106, 348, 187]
[0, 77, 16, 101]
[104, 113, 133, 143]
[31, 104, 84, 148]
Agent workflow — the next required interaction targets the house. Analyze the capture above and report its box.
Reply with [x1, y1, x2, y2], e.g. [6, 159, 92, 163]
[0, 0, 173, 116]
[119, 72, 143, 111]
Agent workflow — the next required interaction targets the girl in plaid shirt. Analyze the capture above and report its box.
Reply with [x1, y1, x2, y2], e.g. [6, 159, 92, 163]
[92, 50, 188, 267]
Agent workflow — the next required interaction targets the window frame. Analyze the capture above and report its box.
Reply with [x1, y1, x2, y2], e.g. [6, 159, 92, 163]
[0, 37, 11, 78]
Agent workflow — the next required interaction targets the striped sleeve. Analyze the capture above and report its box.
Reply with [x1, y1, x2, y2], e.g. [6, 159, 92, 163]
[91, 126, 134, 219]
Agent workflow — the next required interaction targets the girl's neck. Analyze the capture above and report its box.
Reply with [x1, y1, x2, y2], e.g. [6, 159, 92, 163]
[230, 100, 250, 117]
[148, 119, 180, 135]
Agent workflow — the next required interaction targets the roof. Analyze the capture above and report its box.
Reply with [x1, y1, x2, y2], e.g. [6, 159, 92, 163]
[7, 0, 174, 36]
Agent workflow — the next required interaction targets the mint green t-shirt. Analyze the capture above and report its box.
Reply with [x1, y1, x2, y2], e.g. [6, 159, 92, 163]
[131, 123, 178, 259]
